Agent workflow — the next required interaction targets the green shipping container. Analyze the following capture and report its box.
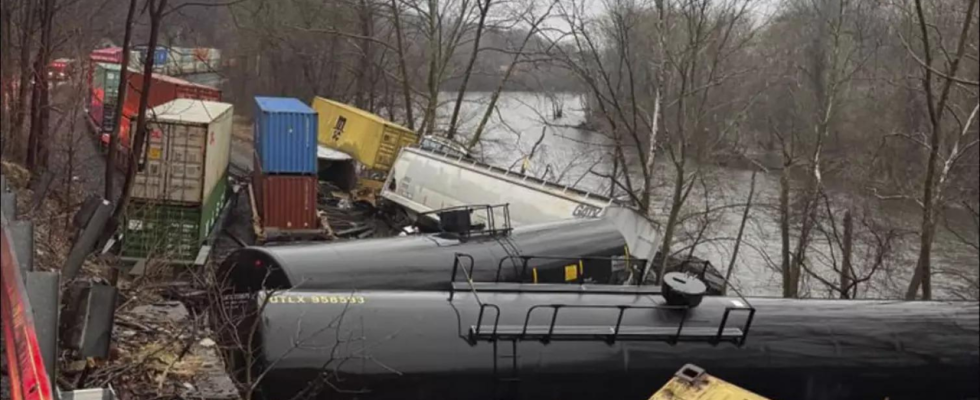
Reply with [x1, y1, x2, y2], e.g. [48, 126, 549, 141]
[121, 170, 228, 263]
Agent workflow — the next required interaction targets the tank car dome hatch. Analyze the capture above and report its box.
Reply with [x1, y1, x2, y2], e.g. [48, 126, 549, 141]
[662, 272, 707, 307]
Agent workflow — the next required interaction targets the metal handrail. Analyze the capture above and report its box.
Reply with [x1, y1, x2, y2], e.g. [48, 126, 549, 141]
[517, 303, 691, 345]
[720, 280, 756, 346]
[449, 253, 477, 301]
[474, 303, 502, 343]
[451, 254, 758, 348]
[419, 203, 513, 238]
[718, 306, 756, 347]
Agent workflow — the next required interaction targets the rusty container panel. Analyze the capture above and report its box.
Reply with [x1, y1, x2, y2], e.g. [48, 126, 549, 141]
[253, 161, 318, 231]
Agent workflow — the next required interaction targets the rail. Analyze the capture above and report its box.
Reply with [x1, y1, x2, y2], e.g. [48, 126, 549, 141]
[449, 253, 756, 347]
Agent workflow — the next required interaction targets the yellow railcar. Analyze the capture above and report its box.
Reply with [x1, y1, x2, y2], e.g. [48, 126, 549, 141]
[311, 97, 416, 186]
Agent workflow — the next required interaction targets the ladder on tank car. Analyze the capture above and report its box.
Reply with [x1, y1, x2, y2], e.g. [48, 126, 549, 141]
[417, 203, 513, 240]
[448, 253, 757, 399]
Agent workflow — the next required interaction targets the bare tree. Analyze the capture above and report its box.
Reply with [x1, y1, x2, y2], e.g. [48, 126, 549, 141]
[651, 0, 756, 283]
[467, 0, 558, 149]
[446, 0, 492, 140]
[109, 0, 169, 229]
[26, 0, 56, 172]
[902, 0, 978, 300]
[390, 0, 415, 129]
[414, 0, 474, 136]
[11, 0, 37, 163]
[104, 0, 139, 200]
[761, 0, 879, 297]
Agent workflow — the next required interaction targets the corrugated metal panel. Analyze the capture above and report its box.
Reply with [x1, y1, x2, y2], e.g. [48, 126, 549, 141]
[199, 170, 228, 241]
[202, 104, 232, 203]
[121, 201, 203, 261]
[312, 96, 416, 173]
[150, 99, 232, 125]
[89, 63, 120, 134]
[89, 47, 123, 63]
[133, 122, 207, 203]
[114, 72, 222, 147]
[132, 100, 233, 205]
[380, 147, 617, 227]
[254, 97, 318, 174]
[121, 172, 227, 262]
[252, 163, 318, 230]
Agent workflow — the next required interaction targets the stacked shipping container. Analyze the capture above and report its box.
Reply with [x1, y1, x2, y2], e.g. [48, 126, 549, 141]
[131, 45, 222, 76]
[253, 97, 320, 233]
[88, 60, 221, 171]
[121, 99, 234, 263]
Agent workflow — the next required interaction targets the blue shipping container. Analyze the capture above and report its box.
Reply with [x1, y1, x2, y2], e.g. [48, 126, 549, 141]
[136, 46, 169, 65]
[254, 97, 318, 174]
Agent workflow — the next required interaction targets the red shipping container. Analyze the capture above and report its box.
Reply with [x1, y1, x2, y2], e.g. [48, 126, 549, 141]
[89, 47, 124, 64]
[253, 156, 319, 231]
[99, 71, 221, 147]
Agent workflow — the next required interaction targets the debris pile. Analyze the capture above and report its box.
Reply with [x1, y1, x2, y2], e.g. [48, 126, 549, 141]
[64, 296, 239, 399]
[317, 182, 395, 239]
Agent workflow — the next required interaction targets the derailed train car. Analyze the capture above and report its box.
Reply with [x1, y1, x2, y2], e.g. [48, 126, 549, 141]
[217, 209, 725, 293]
[217, 285, 980, 400]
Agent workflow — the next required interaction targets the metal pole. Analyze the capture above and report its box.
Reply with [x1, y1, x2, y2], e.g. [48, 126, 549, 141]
[63, 199, 113, 281]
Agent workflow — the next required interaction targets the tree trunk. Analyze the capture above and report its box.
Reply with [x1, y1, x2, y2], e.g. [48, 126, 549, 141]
[643, 0, 667, 214]
[904, 0, 976, 300]
[724, 171, 756, 294]
[390, 0, 414, 130]
[27, 0, 53, 172]
[655, 157, 686, 283]
[608, 149, 619, 198]
[840, 210, 853, 299]
[780, 163, 792, 298]
[1, 1, 14, 150]
[468, 6, 555, 150]
[105, 0, 139, 200]
[789, 184, 819, 298]
[907, 203, 936, 300]
[420, 0, 440, 137]
[354, 0, 374, 110]
[446, 0, 491, 140]
[12, 0, 36, 162]
[108, 0, 168, 230]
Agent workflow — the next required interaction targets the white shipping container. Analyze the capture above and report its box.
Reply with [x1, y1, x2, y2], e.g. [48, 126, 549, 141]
[380, 147, 619, 227]
[132, 99, 233, 205]
[129, 46, 222, 76]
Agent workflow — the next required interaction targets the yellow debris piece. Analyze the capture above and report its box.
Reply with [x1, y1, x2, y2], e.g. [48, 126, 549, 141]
[650, 364, 770, 400]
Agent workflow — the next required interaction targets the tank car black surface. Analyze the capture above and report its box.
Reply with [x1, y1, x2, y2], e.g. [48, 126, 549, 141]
[218, 287, 980, 400]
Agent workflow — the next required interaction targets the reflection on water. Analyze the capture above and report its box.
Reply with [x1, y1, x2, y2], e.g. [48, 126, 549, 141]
[438, 91, 978, 299]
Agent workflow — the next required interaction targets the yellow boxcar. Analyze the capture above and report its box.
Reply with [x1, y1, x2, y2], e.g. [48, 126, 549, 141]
[312, 97, 417, 179]
[650, 364, 770, 400]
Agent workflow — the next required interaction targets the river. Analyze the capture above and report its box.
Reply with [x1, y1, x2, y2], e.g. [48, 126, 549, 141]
[438, 91, 978, 299]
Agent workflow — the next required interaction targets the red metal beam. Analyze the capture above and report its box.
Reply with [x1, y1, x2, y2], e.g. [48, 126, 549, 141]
[1, 216, 54, 400]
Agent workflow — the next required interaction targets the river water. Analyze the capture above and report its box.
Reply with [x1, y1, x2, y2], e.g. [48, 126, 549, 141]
[438, 91, 978, 299]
